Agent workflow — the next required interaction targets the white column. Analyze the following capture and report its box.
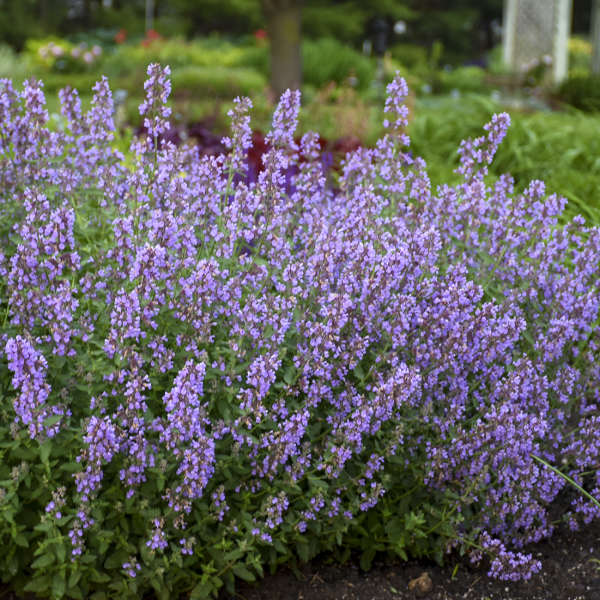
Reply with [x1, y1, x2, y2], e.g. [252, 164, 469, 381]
[502, 0, 571, 84]
[552, 0, 572, 84]
[502, 0, 518, 69]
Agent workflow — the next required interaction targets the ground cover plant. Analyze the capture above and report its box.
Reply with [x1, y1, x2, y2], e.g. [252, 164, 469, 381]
[1, 66, 600, 600]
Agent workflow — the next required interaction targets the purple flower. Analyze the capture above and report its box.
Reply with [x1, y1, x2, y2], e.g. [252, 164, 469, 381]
[5, 335, 69, 439]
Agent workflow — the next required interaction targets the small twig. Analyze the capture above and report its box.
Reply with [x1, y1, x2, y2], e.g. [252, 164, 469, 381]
[310, 572, 324, 585]
[462, 575, 481, 599]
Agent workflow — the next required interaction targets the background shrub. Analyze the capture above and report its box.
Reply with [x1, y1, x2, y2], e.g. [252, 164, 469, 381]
[301, 37, 376, 90]
[432, 65, 488, 94]
[558, 74, 600, 113]
[170, 65, 267, 98]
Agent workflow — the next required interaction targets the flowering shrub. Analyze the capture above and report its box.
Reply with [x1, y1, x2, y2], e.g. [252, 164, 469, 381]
[26, 38, 103, 73]
[1, 65, 600, 599]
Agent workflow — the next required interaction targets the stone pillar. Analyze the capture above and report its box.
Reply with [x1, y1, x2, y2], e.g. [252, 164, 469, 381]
[552, 0, 572, 83]
[502, 0, 518, 68]
[592, 0, 600, 75]
[502, 0, 572, 84]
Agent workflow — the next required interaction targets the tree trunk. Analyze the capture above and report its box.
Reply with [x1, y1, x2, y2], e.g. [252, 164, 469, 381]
[262, 0, 302, 100]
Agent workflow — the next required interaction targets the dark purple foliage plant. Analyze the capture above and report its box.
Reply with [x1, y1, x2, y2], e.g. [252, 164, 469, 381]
[1, 64, 600, 599]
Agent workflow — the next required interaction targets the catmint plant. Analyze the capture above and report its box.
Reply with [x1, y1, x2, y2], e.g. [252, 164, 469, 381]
[1, 64, 600, 599]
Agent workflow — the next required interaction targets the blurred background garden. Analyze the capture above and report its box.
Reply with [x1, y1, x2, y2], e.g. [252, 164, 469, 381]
[1, 0, 600, 219]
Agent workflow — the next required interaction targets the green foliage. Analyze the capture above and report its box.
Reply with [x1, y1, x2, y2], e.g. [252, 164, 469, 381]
[390, 42, 429, 72]
[0, 0, 47, 50]
[558, 75, 600, 114]
[302, 0, 414, 42]
[171, 65, 267, 98]
[102, 37, 261, 75]
[23, 37, 104, 75]
[433, 66, 488, 94]
[568, 36, 592, 76]
[21, 35, 377, 102]
[168, 0, 264, 37]
[302, 38, 376, 90]
[410, 94, 600, 221]
[0, 44, 30, 81]
[54, 37, 270, 101]
[0, 399, 458, 599]
[486, 44, 509, 76]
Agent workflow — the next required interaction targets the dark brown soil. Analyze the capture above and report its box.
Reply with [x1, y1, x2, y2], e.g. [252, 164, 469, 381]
[225, 520, 600, 600]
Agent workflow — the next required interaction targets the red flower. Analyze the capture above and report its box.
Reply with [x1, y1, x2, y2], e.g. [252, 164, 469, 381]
[114, 29, 127, 44]
[254, 29, 268, 41]
[141, 29, 162, 47]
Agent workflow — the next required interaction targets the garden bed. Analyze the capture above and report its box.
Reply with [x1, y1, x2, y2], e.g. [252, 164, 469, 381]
[231, 519, 600, 600]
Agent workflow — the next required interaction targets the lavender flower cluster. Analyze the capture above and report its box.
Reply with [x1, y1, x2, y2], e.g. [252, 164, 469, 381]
[1, 65, 600, 588]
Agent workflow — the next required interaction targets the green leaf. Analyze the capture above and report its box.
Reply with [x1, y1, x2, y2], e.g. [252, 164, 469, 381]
[52, 572, 66, 599]
[67, 584, 83, 600]
[296, 539, 309, 563]
[140, 545, 154, 566]
[150, 575, 165, 596]
[89, 570, 111, 583]
[223, 569, 235, 595]
[13, 445, 36, 461]
[24, 575, 51, 593]
[39, 440, 52, 465]
[54, 542, 67, 564]
[14, 532, 29, 548]
[385, 517, 405, 540]
[248, 555, 263, 578]
[104, 550, 128, 570]
[172, 550, 183, 568]
[360, 547, 376, 571]
[353, 363, 365, 379]
[34, 520, 53, 534]
[44, 414, 63, 428]
[224, 548, 244, 562]
[306, 474, 327, 490]
[68, 570, 82, 589]
[216, 396, 231, 419]
[405, 511, 426, 533]
[7, 555, 19, 576]
[59, 462, 81, 473]
[232, 563, 255, 582]
[190, 581, 213, 600]
[31, 552, 55, 569]
[283, 365, 296, 385]
[393, 543, 408, 561]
